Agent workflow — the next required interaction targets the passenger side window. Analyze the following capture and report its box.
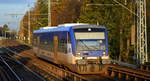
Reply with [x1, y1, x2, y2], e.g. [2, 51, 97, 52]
[58, 32, 71, 54]
[59, 38, 67, 53]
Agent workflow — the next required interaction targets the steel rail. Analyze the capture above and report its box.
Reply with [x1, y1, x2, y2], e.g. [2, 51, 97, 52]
[3, 42, 89, 81]
[0, 62, 12, 81]
[3, 47, 46, 81]
[106, 64, 150, 80]
[32, 60, 89, 81]
[1, 40, 117, 81]
[0, 56, 22, 81]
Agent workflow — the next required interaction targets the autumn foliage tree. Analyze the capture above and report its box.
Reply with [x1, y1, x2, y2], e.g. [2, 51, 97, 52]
[51, 0, 82, 25]
[19, 0, 150, 62]
[79, 0, 135, 63]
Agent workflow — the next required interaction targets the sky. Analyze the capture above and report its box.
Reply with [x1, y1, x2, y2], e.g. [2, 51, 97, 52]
[0, 0, 36, 31]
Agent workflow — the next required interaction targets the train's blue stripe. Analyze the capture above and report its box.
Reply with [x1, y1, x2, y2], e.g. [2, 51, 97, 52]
[33, 25, 109, 57]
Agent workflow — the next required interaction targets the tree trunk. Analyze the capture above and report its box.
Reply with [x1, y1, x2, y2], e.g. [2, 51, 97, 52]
[125, 38, 130, 62]
[119, 28, 123, 61]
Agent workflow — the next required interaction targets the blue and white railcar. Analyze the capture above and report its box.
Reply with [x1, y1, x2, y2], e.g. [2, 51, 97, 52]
[33, 23, 109, 74]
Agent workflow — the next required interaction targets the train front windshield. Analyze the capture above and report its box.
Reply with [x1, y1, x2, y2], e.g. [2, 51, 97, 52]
[75, 28, 106, 51]
[76, 40, 105, 51]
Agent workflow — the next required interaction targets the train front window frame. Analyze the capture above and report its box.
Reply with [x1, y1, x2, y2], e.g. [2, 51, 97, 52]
[74, 28, 106, 51]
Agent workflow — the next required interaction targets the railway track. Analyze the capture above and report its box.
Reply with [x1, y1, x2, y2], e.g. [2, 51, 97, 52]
[1, 39, 116, 81]
[0, 54, 21, 81]
[1, 39, 150, 81]
[105, 64, 150, 81]
[0, 48, 46, 81]
[140, 64, 150, 72]
[0, 41, 47, 81]
[3, 41, 92, 81]
[2, 41, 89, 81]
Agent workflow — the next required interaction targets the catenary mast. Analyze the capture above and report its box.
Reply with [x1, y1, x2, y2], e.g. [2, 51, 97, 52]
[136, 0, 148, 64]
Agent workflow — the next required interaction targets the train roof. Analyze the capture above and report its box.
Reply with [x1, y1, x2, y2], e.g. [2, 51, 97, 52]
[33, 23, 106, 33]
[58, 23, 88, 27]
[39, 26, 57, 30]
[33, 26, 70, 33]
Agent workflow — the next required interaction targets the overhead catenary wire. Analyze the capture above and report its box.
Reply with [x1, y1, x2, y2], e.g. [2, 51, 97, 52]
[113, 0, 138, 17]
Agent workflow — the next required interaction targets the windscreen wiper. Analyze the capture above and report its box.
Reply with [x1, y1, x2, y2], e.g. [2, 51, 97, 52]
[79, 40, 91, 51]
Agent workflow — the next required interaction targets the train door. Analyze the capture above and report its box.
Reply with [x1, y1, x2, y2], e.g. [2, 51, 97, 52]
[67, 33, 72, 54]
[53, 36, 58, 63]
[66, 32, 73, 64]
[37, 36, 40, 46]
[36, 36, 40, 56]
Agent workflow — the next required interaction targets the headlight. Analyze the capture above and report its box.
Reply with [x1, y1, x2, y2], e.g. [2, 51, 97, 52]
[101, 56, 110, 60]
[103, 52, 106, 55]
[75, 57, 82, 60]
[99, 40, 102, 43]
[75, 53, 82, 60]
[76, 52, 81, 57]
[77, 53, 80, 55]
[87, 57, 97, 59]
